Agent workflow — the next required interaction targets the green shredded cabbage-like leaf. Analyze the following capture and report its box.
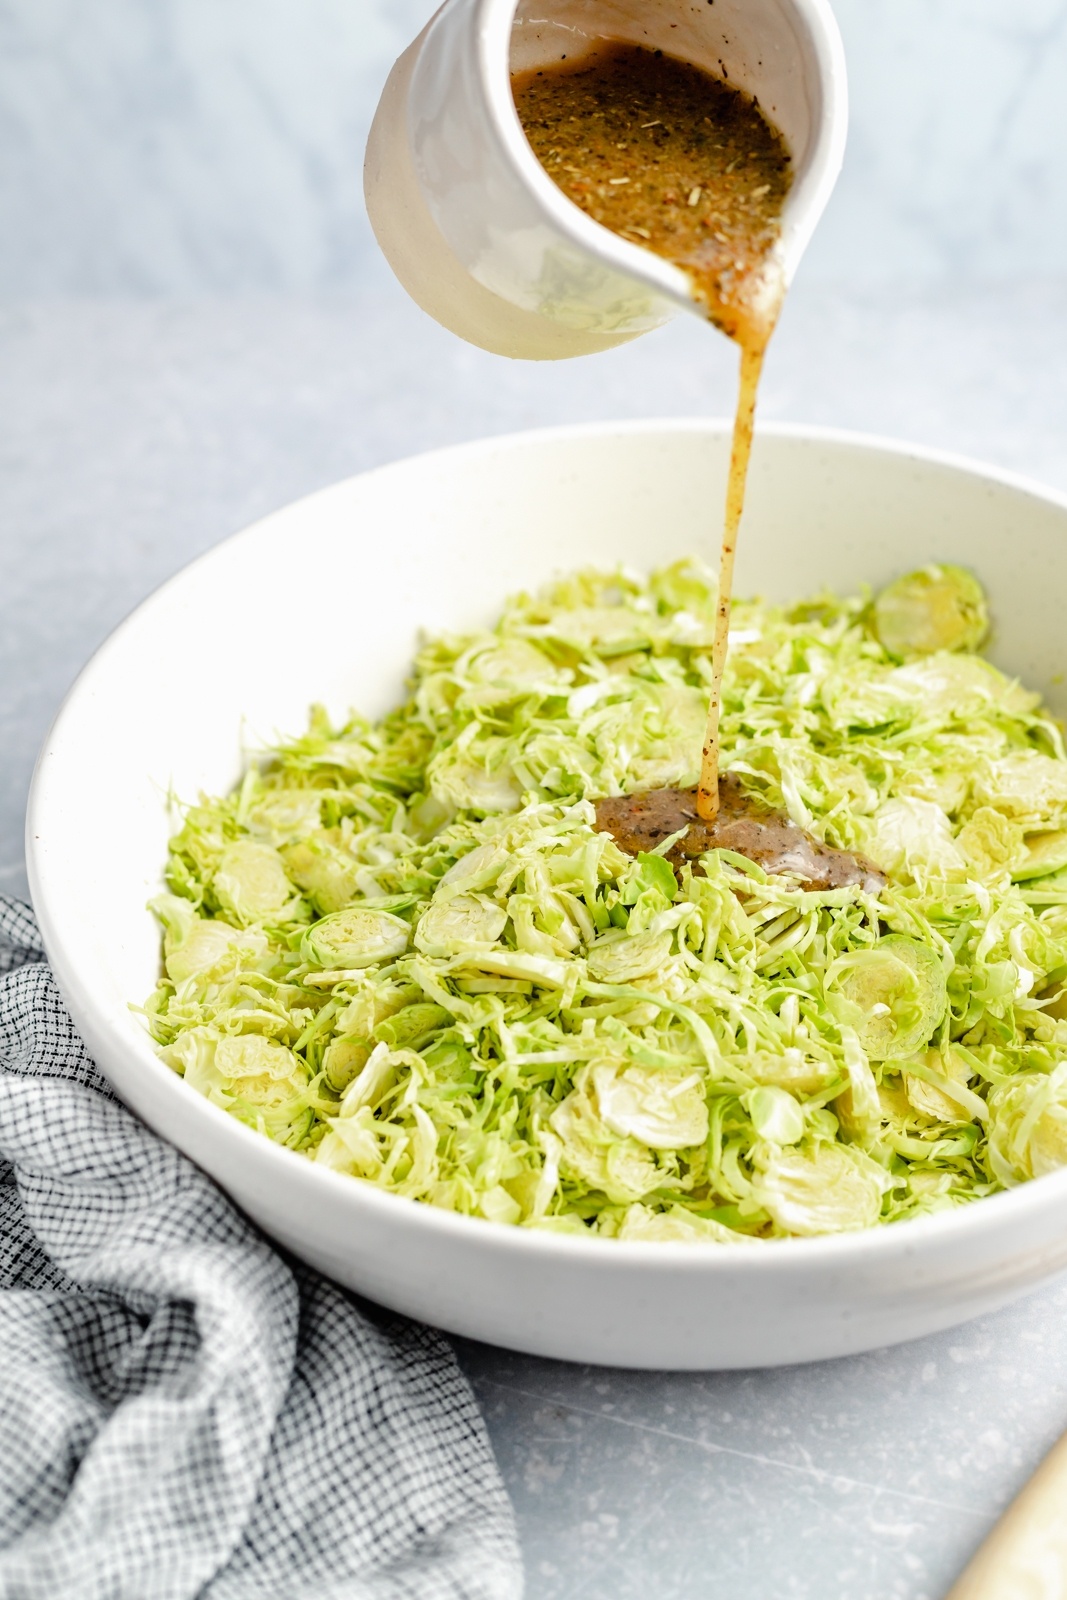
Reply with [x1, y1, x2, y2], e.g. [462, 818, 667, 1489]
[144, 558, 1067, 1240]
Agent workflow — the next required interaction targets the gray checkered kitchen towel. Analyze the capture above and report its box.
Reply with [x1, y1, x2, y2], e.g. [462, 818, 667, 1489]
[0, 895, 522, 1600]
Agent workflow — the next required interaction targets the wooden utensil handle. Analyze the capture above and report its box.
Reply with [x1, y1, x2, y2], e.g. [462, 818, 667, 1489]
[946, 1429, 1067, 1599]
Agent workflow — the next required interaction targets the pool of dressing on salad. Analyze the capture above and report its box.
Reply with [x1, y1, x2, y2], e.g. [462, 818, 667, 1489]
[513, 44, 884, 891]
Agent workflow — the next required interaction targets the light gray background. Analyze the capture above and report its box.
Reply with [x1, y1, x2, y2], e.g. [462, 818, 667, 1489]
[3, 0, 1067, 292]
[3, 3, 1067, 1597]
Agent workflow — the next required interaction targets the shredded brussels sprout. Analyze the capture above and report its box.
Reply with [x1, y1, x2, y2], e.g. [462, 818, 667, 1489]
[873, 563, 988, 657]
[144, 558, 1067, 1240]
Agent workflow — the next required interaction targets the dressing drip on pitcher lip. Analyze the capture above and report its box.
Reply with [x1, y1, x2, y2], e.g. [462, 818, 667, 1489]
[513, 42, 879, 888]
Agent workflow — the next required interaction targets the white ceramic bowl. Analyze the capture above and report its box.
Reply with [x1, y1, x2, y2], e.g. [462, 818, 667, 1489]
[27, 421, 1067, 1371]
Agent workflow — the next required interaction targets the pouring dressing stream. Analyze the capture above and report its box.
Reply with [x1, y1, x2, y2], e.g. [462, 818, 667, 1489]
[511, 42, 787, 824]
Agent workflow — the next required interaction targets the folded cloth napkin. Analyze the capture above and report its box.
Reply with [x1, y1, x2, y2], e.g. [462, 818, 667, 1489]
[0, 895, 522, 1600]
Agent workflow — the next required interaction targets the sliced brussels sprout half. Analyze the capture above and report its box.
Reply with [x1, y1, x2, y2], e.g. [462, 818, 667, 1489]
[587, 929, 673, 984]
[244, 788, 323, 846]
[166, 1030, 313, 1146]
[902, 1046, 985, 1124]
[752, 1142, 890, 1234]
[591, 1062, 708, 1150]
[438, 841, 509, 893]
[1011, 830, 1067, 883]
[873, 565, 988, 657]
[746, 1049, 840, 1098]
[213, 840, 297, 921]
[164, 918, 265, 985]
[539, 605, 653, 656]
[428, 749, 523, 815]
[957, 807, 1026, 879]
[322, 1036, 371, 1094]
[301, 906, 411, 969]
[414, 894, 508, 958]
[463, 639, 565, 693]
[827, 935, 947, 1061]
[155, 895, 272, 985]
[987, 1064, 1067, 1184]
[549, 1086, 662, 1203]
[281, 835, 363, 914]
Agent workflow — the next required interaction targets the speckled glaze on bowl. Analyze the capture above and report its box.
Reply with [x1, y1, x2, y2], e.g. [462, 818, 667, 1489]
[27, 422, 1067, 1370]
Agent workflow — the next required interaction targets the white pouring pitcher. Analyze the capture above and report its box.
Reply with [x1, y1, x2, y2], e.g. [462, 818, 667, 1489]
[365, 0, 848, 360]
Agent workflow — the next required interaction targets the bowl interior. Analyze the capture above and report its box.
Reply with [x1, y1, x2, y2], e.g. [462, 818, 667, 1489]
[30, 420, 1067, 1090]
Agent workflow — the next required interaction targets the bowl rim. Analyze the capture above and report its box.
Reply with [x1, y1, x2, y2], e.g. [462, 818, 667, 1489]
[26, 416, 1067, 1275]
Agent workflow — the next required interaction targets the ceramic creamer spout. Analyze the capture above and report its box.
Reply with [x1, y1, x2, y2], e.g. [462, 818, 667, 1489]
[365, 0, 847, 361]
